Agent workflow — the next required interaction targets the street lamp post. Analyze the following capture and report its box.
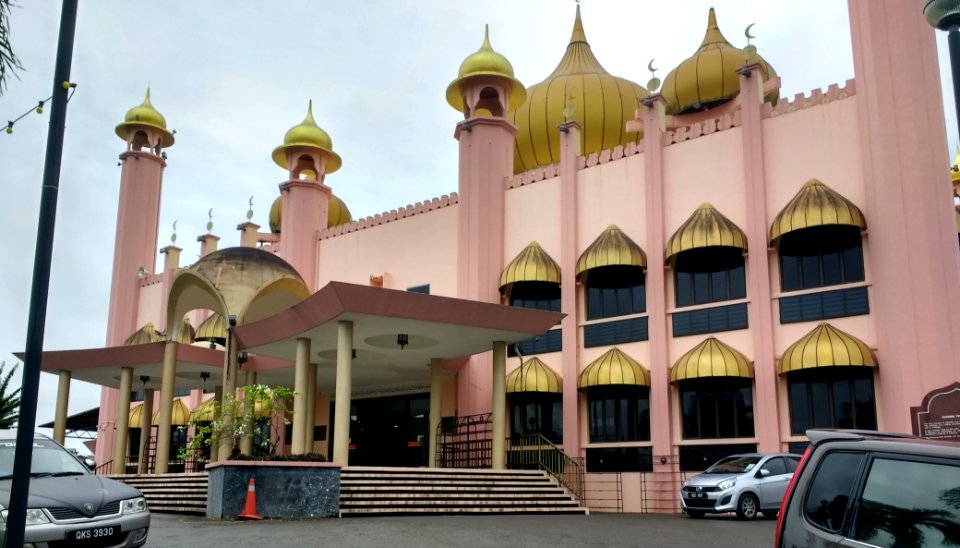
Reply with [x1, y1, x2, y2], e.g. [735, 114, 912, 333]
[925, 0, 960, 141]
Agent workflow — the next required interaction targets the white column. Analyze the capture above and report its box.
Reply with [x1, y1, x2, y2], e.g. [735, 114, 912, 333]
[491, 341, 507, 470]
[53, 370, 71, 444]
[292, 338, 310, 454]
[137, 388, 154, 474]
[155, 340, 177, 474]
[112, 367, 133, 474]
[240, 370, 257, 456]
[333, 321, 354, 465]
[305, 362, 317, 453]
[429, 358, 443, 468]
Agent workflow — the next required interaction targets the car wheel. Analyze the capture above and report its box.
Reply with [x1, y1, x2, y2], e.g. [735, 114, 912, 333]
[761, 509, 779, 519]
[736, 493, 759, 520]
[686, 510, 705, 519]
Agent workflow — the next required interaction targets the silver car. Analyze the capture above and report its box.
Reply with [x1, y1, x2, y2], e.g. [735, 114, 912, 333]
[680, 452, 801, 519]
[0, 430, 150, 547]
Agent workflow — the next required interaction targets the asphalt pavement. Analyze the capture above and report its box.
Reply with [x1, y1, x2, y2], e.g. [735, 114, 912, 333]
[147, 512, 775, 548]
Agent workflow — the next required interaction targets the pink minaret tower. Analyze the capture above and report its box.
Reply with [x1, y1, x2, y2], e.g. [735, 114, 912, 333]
[98, 89, 174, 464]
[447, 25, 527, 414]
[272, 101, 341, 292]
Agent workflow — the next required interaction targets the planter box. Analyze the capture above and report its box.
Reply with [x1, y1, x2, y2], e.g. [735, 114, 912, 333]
[206, 460, 341, 519]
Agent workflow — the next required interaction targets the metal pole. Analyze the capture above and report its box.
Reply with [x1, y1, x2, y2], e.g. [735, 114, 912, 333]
[949, 25, 960, 141]
[5, 2, 78, 547]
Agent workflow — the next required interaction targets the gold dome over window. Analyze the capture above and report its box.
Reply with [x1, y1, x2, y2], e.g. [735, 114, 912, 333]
[124, 322, 163, 346]
[670, 337, 753, 382]
[190, 397, 218, 422]
[152, 399, 192, 426]
[128, 403, 145, 427]
[778, 323, 877, 374]
[661, 8, 779, 115]
[769, 179, 867, 244]
[167, 316, 195, 344]
[115, 88, 175, 147]
[269, 193, 353, 233]
[447, 24, 526, 113]
[272, 101, 342, 173]
[666, 203, 747, 260]
[499, 242, 561, 293]
[951, 147, 960, 184]
[510, 6, 649, 174]
[195, 312, 228, 344]
[576, 224, 647, 280]
[579, 347, 650, 389]
[506, 357, 562, 394]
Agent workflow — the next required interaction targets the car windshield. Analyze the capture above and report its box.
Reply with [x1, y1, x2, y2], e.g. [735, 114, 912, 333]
[704, 455, 763, 474]
[0, 438, 89, 478]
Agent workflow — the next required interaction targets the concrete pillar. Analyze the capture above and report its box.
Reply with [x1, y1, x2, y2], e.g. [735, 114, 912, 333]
[240, 370, 257, 456]
[219, 330, 239, 459]
[137, 388, 154, 474]
[112, 367, 133, 474]
[491, 341, 507, 470]
[53, 370, 71, 444]
[429, 358, 443, 467]
[333, 321, 354, 465]
[155, 340, 177, 474]
[209, 385, 222, 463]
[557, 121, 582, 457]
[305, 362, 317, 453]
[292, 338, 311, 454]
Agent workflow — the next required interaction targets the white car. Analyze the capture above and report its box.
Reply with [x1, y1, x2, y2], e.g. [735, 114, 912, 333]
[0, 430, 150, 547]
[680, 452, 801, 519]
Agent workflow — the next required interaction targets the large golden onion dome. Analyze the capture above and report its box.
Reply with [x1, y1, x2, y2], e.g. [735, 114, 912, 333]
[510, 6, 649, 174]
[272, 100, 342, 173]
[268, 193, 353, 233]
[115, 88, 175, 147]
[446, 25, 526, 113]
[661, 8, 778, 115]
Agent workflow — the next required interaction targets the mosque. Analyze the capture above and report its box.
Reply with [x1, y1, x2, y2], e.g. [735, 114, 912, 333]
[35, 2, 960, 514]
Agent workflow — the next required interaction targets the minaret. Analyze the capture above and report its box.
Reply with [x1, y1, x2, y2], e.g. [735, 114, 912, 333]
[447, 25, 526, 414]
[106, 89, 174, 346]
[99, 89, 174, 466]
[272, 101, 341, 292]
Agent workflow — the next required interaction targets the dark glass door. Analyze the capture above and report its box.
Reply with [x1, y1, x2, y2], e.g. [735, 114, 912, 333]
[334, 393, 429, 467]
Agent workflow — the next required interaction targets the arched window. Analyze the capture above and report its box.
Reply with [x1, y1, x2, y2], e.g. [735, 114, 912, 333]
[510, 281, 560, 312]
[787, 368, 876, 434]
[509, 393, 562, 444]
[680, 378, 754, 439]
[674, 247, 746, 307]
[586, 386, 650, 442]
[577, 225, 647, 320]
[779, 225, 864, 291]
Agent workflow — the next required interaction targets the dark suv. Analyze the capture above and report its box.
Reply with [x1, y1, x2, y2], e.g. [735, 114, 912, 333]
[776, 429, 960, 548]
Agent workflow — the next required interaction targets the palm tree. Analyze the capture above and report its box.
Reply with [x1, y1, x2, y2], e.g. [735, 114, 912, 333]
[0, 362, 20, 428]
[0, 0, 23, 95]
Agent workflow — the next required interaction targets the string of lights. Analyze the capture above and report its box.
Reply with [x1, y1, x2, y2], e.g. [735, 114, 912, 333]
[4, 81, 77, 135]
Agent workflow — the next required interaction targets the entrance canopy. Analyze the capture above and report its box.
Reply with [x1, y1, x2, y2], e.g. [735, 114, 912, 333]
[233, 281, 565, 392]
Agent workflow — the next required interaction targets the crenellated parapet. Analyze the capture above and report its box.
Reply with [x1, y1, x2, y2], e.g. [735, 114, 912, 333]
[319, 193, 460, 240]
[505, 163, 560, 189]
[764, 79, 856, 118]
[665, 111, 742, 146]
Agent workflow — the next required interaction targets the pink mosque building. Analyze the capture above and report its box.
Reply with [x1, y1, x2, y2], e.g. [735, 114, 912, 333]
[35, 1, 960, 513]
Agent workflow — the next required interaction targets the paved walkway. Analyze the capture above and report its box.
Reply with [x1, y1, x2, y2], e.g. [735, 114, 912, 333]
[148, 512, 775, 547]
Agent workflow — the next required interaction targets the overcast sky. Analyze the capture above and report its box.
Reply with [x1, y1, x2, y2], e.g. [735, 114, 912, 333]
[1, 1, 956, 451]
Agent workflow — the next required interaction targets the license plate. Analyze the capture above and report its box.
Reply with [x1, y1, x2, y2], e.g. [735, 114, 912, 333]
[689, 492, 707, 499]
[67, 524, 121, 545]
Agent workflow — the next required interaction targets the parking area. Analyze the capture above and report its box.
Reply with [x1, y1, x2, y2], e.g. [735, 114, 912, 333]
[148, 512, 774, 547]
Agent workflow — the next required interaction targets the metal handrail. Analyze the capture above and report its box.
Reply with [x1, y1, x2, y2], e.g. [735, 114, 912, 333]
[506, 433, 584, 501]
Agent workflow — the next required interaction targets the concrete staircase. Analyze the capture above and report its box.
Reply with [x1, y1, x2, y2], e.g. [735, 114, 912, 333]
[340, 467, 588, 517]
[108, 472, 208, 515]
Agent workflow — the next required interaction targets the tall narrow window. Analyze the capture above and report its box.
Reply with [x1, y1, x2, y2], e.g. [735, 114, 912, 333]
[779, 226, 864, 292]
[679, 378, 754, 439]
[675, 247, 746, 307]
[585, 265, 646, 320]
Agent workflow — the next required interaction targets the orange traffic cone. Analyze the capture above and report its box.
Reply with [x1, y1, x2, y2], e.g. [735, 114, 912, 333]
[238, 477, 262, 520]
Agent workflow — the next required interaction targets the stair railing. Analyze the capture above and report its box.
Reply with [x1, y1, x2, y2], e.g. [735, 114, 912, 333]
[506, 433, 584, 501]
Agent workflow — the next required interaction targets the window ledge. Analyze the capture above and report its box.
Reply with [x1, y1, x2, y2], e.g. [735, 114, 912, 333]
[666, 298, 749, 316]
[580, 312, 648, 328]
[772, 280, 871, 300]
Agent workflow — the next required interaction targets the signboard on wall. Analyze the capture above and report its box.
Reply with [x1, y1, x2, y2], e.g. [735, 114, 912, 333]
[911, 382, 960, 441]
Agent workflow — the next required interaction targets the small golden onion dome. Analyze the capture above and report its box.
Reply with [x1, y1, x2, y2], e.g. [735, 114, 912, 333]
[579, 347, 650, 389]
[670, 337, 753, 383]
[269, 193, 353, 233]
[661, 8, 779, 115]
[666, 203, 747, 260]
[769, 179, 867, 244]
[152, 399, 191, 426]
[576, 224, 647, 280]
[951, 146, 960, 185]
[195, 312, 228, 344]
[271, 100, 342, 173]
[190, 397, 218, 422]
[167, 316, 195, 344]
[124, 322, 163, 346]
[510, 6, 649, 174]
[446, 24, 527, 113]
[778, 323, 877, 374]
[128, 403, 144, 427]
[499, 241, 561, 293]
[115, 88, 175, 147]
[505, 357, 562, 394]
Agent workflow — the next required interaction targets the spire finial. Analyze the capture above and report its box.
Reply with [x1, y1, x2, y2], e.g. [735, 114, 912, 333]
[482, 23, 492, 50]
[708, 7, 718, 29]
[171, 220, 177, 244]
[570, 3, 587, 44]
[206, 208, 214, 232]
[304, 100, 316, 125]
[246, 196, 254, 221]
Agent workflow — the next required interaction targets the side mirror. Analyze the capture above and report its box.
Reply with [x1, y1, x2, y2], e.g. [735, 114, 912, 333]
[84, 457, 96, 471]
[758, 468, 771, 478]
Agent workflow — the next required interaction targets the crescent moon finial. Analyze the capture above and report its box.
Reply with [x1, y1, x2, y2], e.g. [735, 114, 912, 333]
[171, 220, 178, 244]
[745, 23, 756, 41]
[246, 196, 255, 221]
[206, 209, 214, 232]
[647, 58, 658, 74]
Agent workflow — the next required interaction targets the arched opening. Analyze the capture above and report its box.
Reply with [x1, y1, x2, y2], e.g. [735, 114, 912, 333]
[474, 86, 504, 117]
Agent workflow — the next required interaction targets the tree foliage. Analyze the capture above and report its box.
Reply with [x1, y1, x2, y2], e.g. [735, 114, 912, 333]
[0, 361, 21, 428]
[0, 0, 24, 95]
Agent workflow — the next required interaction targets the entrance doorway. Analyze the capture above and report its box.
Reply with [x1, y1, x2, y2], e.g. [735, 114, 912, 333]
[332, 393, 429, 467]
